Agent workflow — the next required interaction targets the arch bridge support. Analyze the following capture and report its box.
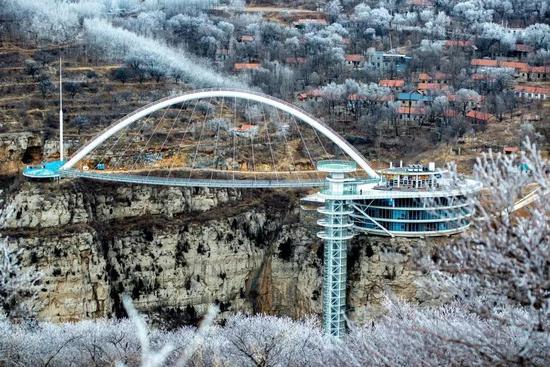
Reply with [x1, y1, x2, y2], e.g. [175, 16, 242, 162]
[61, 89, 378, 178]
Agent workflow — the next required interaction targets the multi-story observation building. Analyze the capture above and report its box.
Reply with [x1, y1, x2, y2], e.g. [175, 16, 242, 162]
[312, 160, 482, 238]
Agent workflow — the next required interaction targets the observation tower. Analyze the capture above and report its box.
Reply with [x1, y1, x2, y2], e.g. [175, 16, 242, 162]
[316, 160, 358, 337]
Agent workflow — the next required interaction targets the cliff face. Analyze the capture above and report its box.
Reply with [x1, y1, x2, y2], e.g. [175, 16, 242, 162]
[0, 132, 42, 175]
[0, 179, 438, 326]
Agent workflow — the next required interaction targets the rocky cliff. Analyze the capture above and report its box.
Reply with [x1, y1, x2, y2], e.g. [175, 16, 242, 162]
[0, 179, 440, 326]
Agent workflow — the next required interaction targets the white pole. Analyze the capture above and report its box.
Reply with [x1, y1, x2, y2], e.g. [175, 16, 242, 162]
[59, 57, 64, 162]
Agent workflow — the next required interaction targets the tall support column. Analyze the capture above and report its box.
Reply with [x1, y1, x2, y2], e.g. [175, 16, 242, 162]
[317, 160, 357, 337]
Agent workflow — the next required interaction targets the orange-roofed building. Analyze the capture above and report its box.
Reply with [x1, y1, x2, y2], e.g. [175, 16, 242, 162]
[397, 106, 427, 121]
[417, 83, 449, 93]
[514, 85, 550, 100]
[297, 89, 323, 101]
[345, 54, 365, 68]
[379, 79, 405, 88]
[418, 72, 450, 84]
[503, 146, 519, 154]
[471, 59, 498, 67]
[523, 65, 550, 81]
[234, 63, 261, 71]
[233, 124, 259, 138]
[466, 110, 496, 123]
[498, 61, 529, 72]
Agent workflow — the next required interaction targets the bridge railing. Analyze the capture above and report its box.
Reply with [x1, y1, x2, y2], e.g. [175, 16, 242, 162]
[60, 169, 327, 189]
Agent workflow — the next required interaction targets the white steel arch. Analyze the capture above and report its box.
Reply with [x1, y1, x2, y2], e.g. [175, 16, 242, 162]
[61, 89, 379, 178]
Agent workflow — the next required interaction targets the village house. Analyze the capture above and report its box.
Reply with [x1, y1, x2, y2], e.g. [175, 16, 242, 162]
[466, 110, 496, 124]
[503, 146, 520, 155]
[514, 85, 550, 100]
[418, 72, 450, 84]
[232, 124, 259, 138]
[469, 58, 550, 82]
[520, 66, 550, 81]
[508, 44, 534, 60]
[365, 48, 412, 74]
[234, 63, 261, 72]
[344, 54, 365, 68]
[297, 89, 323, 102]
[417, 83, 449, 94]
[397, 92, 433, 108]
[397, 106, 427, 121]
[379, 79, 405, 90]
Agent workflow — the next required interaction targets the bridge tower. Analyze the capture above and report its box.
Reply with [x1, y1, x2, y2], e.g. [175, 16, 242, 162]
[316, 160, 358, 337]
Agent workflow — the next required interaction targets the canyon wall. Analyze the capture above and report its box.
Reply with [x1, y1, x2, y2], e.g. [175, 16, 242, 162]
[0, 178, 441, 326]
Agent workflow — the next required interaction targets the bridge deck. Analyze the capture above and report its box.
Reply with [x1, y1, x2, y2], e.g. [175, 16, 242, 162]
[60, 169, 325, 188]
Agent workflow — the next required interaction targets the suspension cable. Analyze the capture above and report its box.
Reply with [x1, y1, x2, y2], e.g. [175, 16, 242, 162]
[232, 96, 237, 181]
[188, 96, 214, 179]
[210, 97, 224, 181]
[147, 98, 187, 178]
[290, 114, 321, 181]
[273, 106, 301, 184]
[259, 102, 279, 182]
[167, 100, 200, 178]
[130, 100, 171, 171]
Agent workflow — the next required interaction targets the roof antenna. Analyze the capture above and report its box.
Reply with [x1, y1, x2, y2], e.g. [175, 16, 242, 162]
[59, 56, 64, 162]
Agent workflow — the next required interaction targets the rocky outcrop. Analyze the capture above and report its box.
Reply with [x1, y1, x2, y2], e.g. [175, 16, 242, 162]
[0, 132, 42, 174]
[0, 179, 439, 326]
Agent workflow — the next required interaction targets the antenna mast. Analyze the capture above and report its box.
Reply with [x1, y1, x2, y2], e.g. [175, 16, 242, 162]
[59, 57, 64, 161]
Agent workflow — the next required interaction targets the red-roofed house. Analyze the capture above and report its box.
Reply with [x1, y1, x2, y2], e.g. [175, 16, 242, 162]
[503, 146, 519, 154]
[466, 110, 496, 123]
[234, 63, 261, 71]
[514, 85, 550, 100]
[522, 66, 550, 81]
[345, 54, 365, 68]
[417, 83, 449, 93]
[233, 124, 259, 138]
[499, 61, 529, 72]
[509, 44, 534, 60]
[471, 59, 498, 67]
[397, 106, 427, 121]
[379, 79, 405, 89]
[297, 89, 323, 102]
[418, 72, 450, 84]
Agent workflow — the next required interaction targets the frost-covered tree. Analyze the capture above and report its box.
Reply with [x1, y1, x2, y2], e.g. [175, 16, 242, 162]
[522, 23, 550, 50]
[325, 0, 343, 23]
[454, 88, 480, 115]
[452, 1, 493, 27]
[353, 4, 392, 34]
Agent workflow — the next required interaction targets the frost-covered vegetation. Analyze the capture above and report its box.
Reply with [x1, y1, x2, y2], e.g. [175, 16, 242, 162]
[1, 0, 245, 88]
[1, 140, 548, 366]
[2, 0, 548, 149]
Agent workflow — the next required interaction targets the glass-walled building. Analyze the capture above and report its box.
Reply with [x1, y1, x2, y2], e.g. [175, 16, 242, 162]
[351, 162, 481, 237]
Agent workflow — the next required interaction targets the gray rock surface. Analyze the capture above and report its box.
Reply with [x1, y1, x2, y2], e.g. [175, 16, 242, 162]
[1, 179, 442, 326]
